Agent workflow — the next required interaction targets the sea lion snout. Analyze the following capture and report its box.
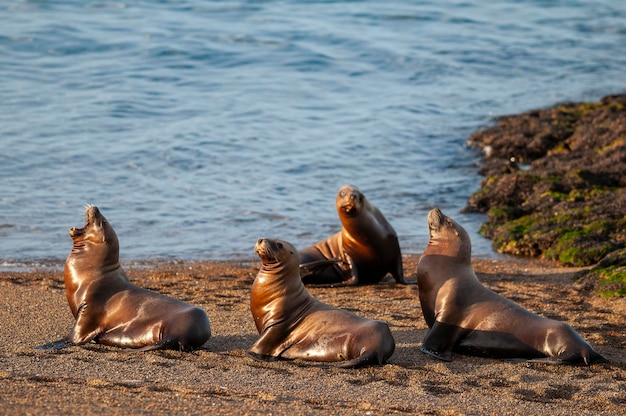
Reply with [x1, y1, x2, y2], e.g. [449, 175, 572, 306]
[68, 205, 110, 241]
[255, 239, 270, 261]
[343, 195, 358, 215]
[427, 208, 444, 231]
[337, 185, 362, 216]
[84, 205, 101, 221]
[255, 238, 289, 265]
[68, 227, 83, 238]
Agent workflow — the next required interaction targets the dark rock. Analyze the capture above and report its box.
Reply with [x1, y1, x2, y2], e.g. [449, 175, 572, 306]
[465, 94, 626, 295]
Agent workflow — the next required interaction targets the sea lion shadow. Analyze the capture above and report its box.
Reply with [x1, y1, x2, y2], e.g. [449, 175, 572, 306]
[386, 328, 427, 368]
[305, 277, 416, 288]
[35, 339, 71, 351]
[419, 321, 607, 366]
[388, 326, 607, 367]
[473, 265, 582, 286]
[207, 334, 257, 353]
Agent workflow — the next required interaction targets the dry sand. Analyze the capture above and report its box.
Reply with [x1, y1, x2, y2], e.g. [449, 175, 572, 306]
[1, 256, 624, 415]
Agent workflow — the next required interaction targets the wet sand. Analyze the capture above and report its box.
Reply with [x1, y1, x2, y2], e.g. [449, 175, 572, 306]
[1, 256, 624, 415]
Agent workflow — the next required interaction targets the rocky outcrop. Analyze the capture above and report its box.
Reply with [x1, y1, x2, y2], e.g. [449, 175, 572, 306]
[464, 94, 626, 296]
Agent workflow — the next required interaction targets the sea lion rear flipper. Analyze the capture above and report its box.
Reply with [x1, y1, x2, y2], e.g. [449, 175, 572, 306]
[420, 321, 460, 361]
[336, 349, 386, 369]
[587, 351, 609, 365]
[132, 339, 179, 352]
[525, 350, 609, 366]
[35, 339, 73, 350]
[568, 348, 608, 365]
[524, 357, 571, 365]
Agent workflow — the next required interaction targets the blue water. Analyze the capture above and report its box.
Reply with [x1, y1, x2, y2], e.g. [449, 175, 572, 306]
[1, 1, 625, 268]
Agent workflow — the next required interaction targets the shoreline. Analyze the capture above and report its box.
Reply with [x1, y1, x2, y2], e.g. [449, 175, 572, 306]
[1, 256, 624, 415]
[0, 246, 514, 273]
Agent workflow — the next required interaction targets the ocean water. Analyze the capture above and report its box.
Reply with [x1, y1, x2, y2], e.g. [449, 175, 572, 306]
[1, 0, 625, 268]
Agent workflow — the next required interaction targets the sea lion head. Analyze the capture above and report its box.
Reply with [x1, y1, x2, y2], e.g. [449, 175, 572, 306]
[426, 208, 471, 263]
[68, 205, 119, 261]
[255, 238, 299, 268]
[336, 184, 365, 218]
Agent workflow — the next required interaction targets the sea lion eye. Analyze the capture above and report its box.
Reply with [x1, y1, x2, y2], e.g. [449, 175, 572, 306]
[277, 242, 283, 249]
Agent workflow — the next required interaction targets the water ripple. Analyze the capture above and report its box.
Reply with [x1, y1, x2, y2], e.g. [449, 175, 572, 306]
[1, 0, 625, 265]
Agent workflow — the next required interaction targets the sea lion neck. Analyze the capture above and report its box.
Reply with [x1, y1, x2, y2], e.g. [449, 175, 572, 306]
[426, 235, 470, 264]
[259, 260, 299, 282]
[69, 238, 120, 268]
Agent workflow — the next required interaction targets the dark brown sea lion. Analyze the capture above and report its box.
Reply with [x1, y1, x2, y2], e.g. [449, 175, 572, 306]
[416, 208, 606, 365]
[248, 238, 395, 368]
[36, 205, 211, 351]
[299, 184, 406, 285]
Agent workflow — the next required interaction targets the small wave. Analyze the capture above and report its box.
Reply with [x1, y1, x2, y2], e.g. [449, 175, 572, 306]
[0, 259, 64, 272]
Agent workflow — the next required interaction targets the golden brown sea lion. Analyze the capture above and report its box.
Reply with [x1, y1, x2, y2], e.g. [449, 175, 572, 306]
[36, 205, 211, 351]
[248, 238, 395, 368]
[416, 208, 606, 365]
[299, 184, 406, 285]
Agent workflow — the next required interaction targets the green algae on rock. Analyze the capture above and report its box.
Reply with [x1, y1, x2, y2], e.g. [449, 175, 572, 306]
[574, 248, 626, 298]
[464, 94, 626, 296]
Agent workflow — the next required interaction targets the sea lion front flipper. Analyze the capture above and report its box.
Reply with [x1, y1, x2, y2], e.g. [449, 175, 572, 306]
[35, 339, 73, 350]
[36, 303, 101, 349]
[420, 321, 463, 362]
[66, 303, 103, 346]
[342, 254, 360, 285]
[391, 255, 408, 285]
[247, 323, 288, 361]
[299, 258, 343, 279]
[420, 345, 453, 362]
[246, 351, 279, 362]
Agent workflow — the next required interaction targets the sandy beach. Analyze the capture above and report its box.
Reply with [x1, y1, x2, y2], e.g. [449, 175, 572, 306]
[1, 256, 624, 415]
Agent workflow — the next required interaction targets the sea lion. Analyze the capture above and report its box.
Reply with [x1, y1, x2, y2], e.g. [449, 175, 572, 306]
[416, 208, 606, 365]
[248, 238, 395, 368]
[36, 205, 211, 351]
[299, 184, 406, 285]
